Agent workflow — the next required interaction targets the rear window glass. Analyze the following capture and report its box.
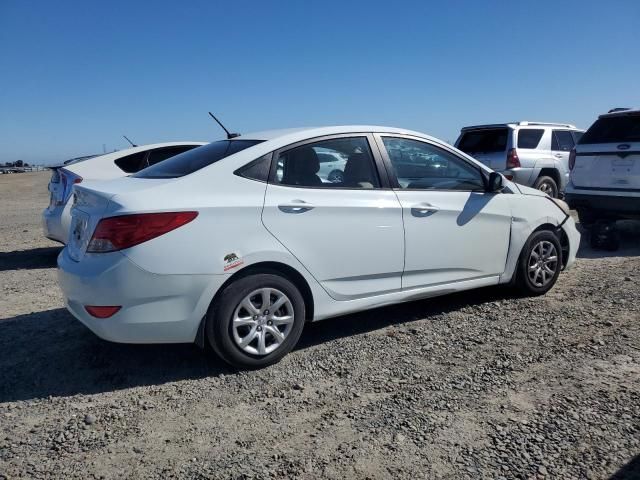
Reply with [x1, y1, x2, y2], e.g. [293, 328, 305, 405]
[115, 151, 146, 173]
[134, 140, 263, 178]
[457, 128, 508, 154]
[517, 129, 544, 149]
[579, 115, 640, 144]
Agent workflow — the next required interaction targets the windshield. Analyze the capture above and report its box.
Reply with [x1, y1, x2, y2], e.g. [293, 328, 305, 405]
[134, 140, 263, 178]
[579, 115, 640, 144]
[457, 128, 509, 154]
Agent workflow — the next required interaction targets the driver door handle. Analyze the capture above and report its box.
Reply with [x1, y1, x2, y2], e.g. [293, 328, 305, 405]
[411, 203, 439, 217]
[278, 200, 315, 214]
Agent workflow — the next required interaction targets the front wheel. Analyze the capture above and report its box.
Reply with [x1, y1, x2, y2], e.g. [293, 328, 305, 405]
[515, 230, 562, 296]
[533, 176, 559, 198]
[206, 273, 306, 369]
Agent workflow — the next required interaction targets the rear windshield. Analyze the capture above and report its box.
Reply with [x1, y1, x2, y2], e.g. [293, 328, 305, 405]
[457, 128, 508, 154]
[134, 140, 263, 178]
[579, 115, 640, 144]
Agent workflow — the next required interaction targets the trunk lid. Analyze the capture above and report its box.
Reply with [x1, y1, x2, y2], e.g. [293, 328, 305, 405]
[571, 142, 640, 190]
[66, 177, 172, 261]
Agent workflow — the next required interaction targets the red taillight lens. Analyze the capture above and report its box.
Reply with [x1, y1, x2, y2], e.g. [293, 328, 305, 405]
[87, 211, 198, 253]
[506, 148, 521, 169]
[85, 305, 121, 318]
[569, 147, 577, 170]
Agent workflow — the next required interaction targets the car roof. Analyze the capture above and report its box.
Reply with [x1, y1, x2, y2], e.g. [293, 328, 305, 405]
[58, 141, 207, 169]
[598, 108, 640, 118]
[461, 122, 580, 131]
[236, 125, 445, 143]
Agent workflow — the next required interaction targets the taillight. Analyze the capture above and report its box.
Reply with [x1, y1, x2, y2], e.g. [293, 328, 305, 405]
[85, 306, 121, 318]
[58, 169, 83, 205]
[87, 211, 198, 252]
[506, 148, 521, 169]
[569, 147, 577, 170]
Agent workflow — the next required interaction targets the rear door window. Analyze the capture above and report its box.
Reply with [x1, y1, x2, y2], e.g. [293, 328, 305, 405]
[457, 128, 508, 154]
[579, 115, 640, 144]
[134, 140, 263, 178]
[551, 130, 575, 151]
[517, 129, 544, 149]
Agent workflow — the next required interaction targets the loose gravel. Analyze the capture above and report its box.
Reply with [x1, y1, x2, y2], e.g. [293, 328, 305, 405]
[1, 172, 639, 479]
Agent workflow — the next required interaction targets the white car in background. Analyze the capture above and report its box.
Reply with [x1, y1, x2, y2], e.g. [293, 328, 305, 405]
[43, 142, 206, 243]
[57, 126, 580, 369]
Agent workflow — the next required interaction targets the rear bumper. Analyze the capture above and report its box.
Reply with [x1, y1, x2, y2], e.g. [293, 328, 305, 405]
[565, 191, 640, 219]
[57, 248, 228, 343]
[502, 167, 534, 187]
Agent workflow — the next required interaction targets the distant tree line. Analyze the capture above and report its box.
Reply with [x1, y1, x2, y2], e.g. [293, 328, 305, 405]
[4, 160, 29, 167]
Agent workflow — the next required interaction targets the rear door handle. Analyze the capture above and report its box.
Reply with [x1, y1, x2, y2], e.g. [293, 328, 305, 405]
[554, 153, 564, 158]
[278, 200, 315, 214]
[411, 203, 439, 217]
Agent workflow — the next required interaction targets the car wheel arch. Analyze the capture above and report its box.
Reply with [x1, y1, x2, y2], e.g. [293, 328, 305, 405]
[537, 168, 561, 187]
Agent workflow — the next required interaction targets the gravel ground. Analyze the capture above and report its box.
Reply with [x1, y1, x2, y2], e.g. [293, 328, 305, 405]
[1, 172, 639, 480]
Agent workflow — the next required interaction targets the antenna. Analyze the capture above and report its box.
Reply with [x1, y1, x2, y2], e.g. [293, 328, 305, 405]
[123, 135, 137, 147]
[208, 112, 240, 139]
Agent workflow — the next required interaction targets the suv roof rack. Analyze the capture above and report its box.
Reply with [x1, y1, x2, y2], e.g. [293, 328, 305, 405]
[461, 121, 577, 130]
[517, 121, 576, 128]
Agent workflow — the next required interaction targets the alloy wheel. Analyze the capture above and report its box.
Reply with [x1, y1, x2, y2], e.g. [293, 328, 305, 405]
[231, 288, 295, 356]
[527, 240, 558, 287]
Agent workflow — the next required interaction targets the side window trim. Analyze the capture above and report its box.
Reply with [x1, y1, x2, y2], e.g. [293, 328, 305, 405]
[234, 152, 273, 183]
[267, 133, 392, 189]
[373, 133, 488, 192]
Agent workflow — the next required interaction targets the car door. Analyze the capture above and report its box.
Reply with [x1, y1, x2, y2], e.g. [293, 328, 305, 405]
[375, 135, 512, 289]
[551, 130, 575, 189]
[261, 134, 404, 300]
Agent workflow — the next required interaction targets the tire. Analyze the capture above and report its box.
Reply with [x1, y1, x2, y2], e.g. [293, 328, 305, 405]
[515, 230, 562, 296]
[206, 273, 306, 369]
[577, 208, 598, 228]
[533, 175, 559, 198]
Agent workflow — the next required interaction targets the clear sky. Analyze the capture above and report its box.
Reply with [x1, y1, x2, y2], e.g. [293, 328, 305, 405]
[1, 0, 639, 165]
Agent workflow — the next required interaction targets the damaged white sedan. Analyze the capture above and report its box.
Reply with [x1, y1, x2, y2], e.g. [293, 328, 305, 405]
[57, 126, 580, 368]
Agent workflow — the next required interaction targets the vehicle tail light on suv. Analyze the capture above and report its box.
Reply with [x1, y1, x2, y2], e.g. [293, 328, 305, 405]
[87, 211, 198, 252]
[506, 148, 521, 169]
[568, 147, 577, 170]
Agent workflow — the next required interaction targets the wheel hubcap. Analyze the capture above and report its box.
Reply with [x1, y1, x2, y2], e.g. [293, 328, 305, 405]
[527, 240, 558, 287]
[231, 288, 294, 356]
[539, 182, 553, 195]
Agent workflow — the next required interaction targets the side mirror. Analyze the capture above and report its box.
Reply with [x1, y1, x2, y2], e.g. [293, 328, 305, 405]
[487, 172, 504, 192]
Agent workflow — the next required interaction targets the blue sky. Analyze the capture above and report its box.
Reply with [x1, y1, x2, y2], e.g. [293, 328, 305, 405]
[1, 0, 639, 165]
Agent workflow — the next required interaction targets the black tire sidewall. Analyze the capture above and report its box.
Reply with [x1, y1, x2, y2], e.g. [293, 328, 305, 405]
[206, 274, 305, 369]
[516, 230, 562, 295]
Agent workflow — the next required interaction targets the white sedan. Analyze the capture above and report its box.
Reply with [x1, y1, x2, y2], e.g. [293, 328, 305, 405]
[42, 142, 206, 243]
[57, 126, 580, 368]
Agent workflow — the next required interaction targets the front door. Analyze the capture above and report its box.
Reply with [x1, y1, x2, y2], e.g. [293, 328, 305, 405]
[376, 135, 512, 289]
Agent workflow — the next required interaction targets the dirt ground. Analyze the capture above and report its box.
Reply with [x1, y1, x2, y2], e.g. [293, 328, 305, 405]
[0, 172, 639, 480]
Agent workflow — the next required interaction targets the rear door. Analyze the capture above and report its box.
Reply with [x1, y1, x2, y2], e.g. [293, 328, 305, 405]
[261, 134, 404, 300]
[456, 127, 509, 171]
[572, 113, 640, 191]
[551, 130, 575, 188]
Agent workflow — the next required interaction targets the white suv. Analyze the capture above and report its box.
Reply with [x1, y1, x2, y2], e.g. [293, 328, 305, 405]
[456, 122, 584, 198]
[565, 109, 640, 225]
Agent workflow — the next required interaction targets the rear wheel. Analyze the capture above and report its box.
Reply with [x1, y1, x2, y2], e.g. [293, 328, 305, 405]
[533, 175, 559, 198]
[206, 274, 306, 369]
[515, 230, 562, 296]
